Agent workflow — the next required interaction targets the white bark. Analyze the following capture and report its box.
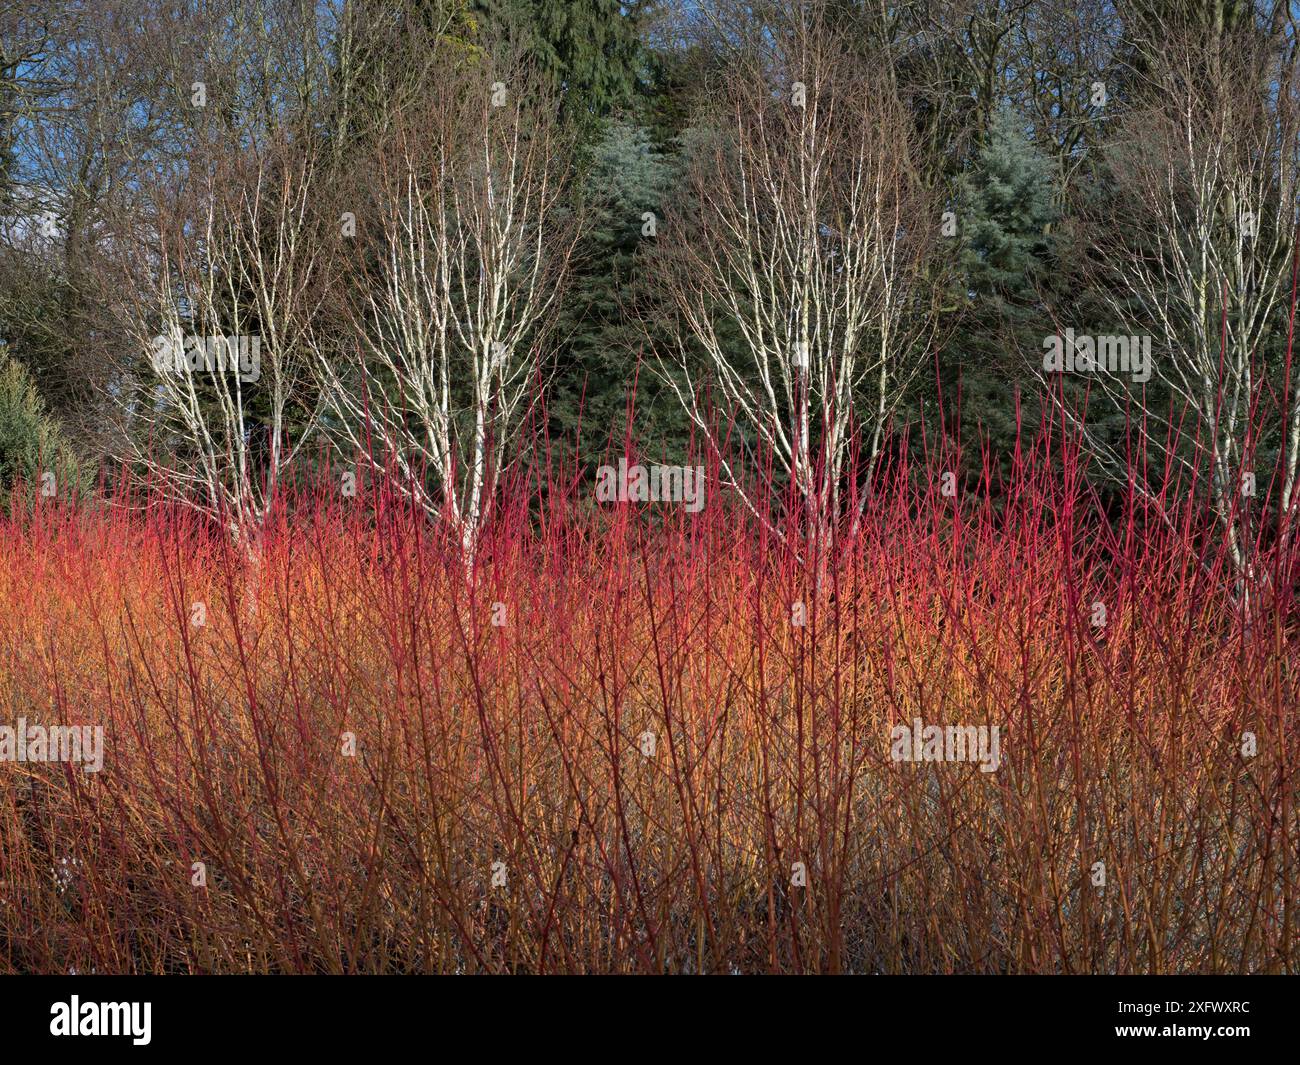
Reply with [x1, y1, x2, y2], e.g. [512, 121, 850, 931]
[650, 25, 935, 544]
[315, 54, 578, 568]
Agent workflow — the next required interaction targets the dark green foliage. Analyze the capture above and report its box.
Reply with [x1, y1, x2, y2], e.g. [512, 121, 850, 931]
[940, 106, 1059, 461]
[547, 119, 687, 465]
[957, 107, 1058, 305]
[473, 0, 645, 125]
[0, 344, 84, 504]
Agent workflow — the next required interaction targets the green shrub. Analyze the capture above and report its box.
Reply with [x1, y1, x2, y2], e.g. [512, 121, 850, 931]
[0, 343, 84, 506]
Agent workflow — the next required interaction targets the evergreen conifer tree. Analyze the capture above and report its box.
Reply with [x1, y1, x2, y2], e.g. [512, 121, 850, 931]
[942, 106, 1058, 459]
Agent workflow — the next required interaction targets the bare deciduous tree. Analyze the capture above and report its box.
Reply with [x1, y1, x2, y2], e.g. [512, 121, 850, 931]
[1060, 25, 1300, 595]
[315, 46, 580, 565]
[106, 130, 330, 548]
[645, 17, 937, 542]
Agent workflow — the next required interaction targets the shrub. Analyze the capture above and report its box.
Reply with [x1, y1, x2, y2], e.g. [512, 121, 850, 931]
[0, 344, 84, 508]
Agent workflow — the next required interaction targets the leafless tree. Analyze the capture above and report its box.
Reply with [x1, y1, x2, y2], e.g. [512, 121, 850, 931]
[314, 44, 580, 566]
[64, 0, 342, 551]
[644, 13, 937, 543]
[1057, 23, 1300, 596]
[105, 128, 331, 549]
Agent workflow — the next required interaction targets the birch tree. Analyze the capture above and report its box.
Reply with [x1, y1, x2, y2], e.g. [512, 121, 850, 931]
[1057, 25, 1300, 597]
[316, 47, 579, 563]
[644, 17, 936, 543]
[108, 131, 330, 549]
